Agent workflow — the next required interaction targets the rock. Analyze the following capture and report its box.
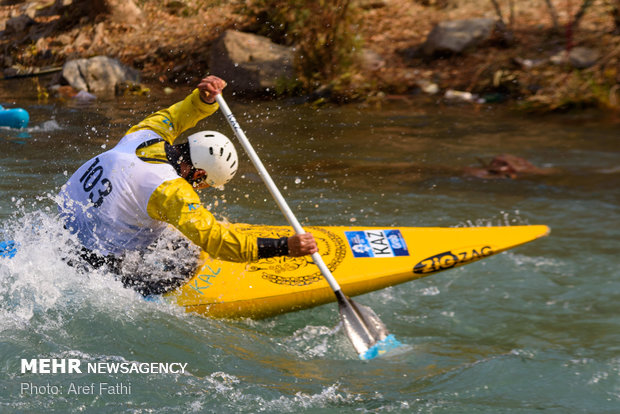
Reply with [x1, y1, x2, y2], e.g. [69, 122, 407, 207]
[549, 50, 568, 65]
[48, 0, 142, 25]
[165, 0, 185, 15]
[356, 0, 389, 9]
[550, 47, 599, 69]
[309, 84, 333, 101]
[92, 22, 108, 47]
[444, 89, 478, 102]
[106, 0, 143, 25]
[60, 56, 141, 95]
[416, 80, 439, 95]
[49, 85, 80, 99]
[2, 67, 19, 78]
[24, 3, 40, 19]
[74, 31, 92, 50]
[360, 49, 386, 72]
[56, 33, 74, 46]
[487, 154, 542, 174]
[465, 154, 552, 179]
[209, 30, 295, 94]
[513, 57, 546, 70]
[568, 47, 599, 69]
[423, 18, 496, 55]
[4, 14, 35, 35]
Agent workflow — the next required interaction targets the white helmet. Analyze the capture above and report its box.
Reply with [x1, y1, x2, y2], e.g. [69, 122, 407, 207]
[187, 131, 238, 188]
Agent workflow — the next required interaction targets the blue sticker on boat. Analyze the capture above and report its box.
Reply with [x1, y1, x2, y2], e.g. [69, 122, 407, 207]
[345, 231, 373, 257]
[384, 229, 409, 256]
[345, 230, 409, 258]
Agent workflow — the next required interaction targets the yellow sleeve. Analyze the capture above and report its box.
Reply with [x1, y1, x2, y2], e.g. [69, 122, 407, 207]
[146, 177, 259, 263]
[126, 89, 220, 145]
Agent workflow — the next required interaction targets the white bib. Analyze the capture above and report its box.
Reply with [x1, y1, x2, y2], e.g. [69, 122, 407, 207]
[58, 130, 179, 256]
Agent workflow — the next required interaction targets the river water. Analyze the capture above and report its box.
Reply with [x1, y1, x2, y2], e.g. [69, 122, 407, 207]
[1, 78, 619, 413]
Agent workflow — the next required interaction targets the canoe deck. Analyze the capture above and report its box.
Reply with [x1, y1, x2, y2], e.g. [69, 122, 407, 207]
[164, 224, 550, 318]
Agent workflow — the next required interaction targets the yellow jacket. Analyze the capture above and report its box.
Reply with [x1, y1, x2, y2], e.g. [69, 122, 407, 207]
[128, 89, 258, 262]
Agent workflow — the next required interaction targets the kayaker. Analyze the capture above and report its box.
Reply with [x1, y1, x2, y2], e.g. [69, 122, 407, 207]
[58, 75, 317, 295]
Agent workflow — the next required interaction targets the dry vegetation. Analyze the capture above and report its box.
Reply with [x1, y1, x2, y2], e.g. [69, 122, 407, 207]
[1, 0, 619, 111]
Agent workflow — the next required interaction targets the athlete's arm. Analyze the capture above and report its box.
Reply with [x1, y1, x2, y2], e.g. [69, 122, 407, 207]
[146, 178, 259, 262]
[146, 179, 317, 261]
[125, 76, 225, 145]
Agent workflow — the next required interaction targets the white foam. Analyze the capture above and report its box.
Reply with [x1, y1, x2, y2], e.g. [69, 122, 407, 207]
[0, 210, 151, 332]
[452, 210, 529, 228]
[29, 120, 63, 133]
[282, 324, 341, 359]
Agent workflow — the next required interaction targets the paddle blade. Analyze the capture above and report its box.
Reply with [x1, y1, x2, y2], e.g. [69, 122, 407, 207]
[338, 294, 402, 360]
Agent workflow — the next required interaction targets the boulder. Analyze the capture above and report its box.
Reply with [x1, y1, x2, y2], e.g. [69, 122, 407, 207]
[569, 47, 599, 69]
[209, 30, 295, 94]
[44, 0, 142, 25]
[3, 14, 35, 35]
[423, 18, 496, 55]
[550, 47, 599, 69]
[356, 0, 389, 9]
[360, 49, 386, 72]
[465, 154, 554, 179]
[106, 0, 143, 25]
[60, 56, 140, 94]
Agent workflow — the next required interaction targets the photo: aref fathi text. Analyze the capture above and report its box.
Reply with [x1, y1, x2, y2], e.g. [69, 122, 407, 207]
[20, 382, 132, 395]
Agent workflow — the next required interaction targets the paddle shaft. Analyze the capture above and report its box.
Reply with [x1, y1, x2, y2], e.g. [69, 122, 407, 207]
[215, 95, 342, 293]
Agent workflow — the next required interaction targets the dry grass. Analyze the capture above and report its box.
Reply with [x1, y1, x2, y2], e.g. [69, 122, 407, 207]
[1, 0, 618, 110]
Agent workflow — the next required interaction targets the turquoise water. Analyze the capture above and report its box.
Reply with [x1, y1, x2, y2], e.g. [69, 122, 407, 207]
[1, 79, 619, 412]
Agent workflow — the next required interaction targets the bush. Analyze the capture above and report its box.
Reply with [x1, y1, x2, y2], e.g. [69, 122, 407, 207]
[239, 0, 362, 95]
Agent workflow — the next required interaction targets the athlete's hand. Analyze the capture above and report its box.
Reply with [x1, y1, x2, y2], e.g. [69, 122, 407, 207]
[287, 233, 318, 257]
[198, 75, 227, 103]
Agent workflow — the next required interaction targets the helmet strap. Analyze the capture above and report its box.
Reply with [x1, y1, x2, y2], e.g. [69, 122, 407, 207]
[165, 142, 192, 174]
[165, 142, 205, 186]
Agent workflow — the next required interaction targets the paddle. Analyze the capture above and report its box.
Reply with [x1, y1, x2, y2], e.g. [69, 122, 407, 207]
[215, 94, 401, 360]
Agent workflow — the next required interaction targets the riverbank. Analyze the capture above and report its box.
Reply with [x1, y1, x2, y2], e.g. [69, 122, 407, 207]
[1, 0, 619, 112]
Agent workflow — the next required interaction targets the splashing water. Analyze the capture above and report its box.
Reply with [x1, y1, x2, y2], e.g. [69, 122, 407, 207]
[453, 210, 529, 228]
[0, 210, 138, 331]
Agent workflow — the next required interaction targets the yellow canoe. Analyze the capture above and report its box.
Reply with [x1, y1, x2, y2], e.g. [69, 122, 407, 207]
[164, 224, 550, 319]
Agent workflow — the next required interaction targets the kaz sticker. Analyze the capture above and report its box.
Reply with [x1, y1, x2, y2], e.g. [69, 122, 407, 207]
[345, 229, 409, 258]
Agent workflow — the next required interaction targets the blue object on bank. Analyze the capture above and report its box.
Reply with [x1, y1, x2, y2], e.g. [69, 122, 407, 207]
[0, 105, 29, 129]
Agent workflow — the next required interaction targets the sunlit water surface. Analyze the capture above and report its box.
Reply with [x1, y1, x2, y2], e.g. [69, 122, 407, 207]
[1, 79, 619, 413]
